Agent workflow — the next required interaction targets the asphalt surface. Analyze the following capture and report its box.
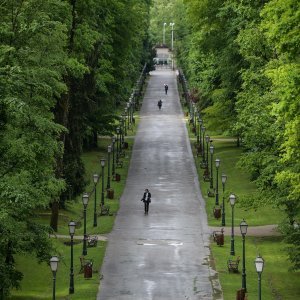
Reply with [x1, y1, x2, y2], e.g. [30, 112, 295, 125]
[97, 68, 222, 300]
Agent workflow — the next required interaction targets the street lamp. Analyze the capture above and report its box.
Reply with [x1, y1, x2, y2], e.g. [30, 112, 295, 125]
[93, 174, 99, 227]
[221, 173, 227, 226]
[201, 125, 206, 162]
[116, 127, 120, 164]
[123, 112, 127, 136]
[50, 256, 59, 300]
[82, 192, 89, 255]
[170, 22, 175, 70]
[127, 102, 130, 128]
[68, 221, 76, 294]
[209, 144, 214, 189]
[215, 159, 220, 205]
[229, 193, 236, 256]
[255, 255, 264, 300]
[112, 136, 116, 177]
[205, 135, 210, 167]
[107, 145, 111, 189]
[100, 159, 105, 206]
[163, 22, 167, 45]
[170, 22, 175, 50]
[240, 219, 248, 292]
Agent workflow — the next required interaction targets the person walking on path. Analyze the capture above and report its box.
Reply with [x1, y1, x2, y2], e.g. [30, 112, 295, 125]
[164, 83, 168, 95]
[141, 188, 151, 214]
[157, 99, 162, 110]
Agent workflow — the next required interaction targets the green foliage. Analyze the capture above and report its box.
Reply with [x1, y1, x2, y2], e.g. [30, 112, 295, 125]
[173, 0, 300, 269]
[0, 0, 152, 295]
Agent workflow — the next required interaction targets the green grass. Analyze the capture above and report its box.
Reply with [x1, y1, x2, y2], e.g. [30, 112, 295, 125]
[211, 236, 300, 300]
[188, 131, 285, 226]
[11, 238, 106, 299]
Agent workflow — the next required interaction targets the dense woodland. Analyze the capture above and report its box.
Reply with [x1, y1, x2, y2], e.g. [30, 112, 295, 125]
[150, 0, 299, 270]
[0, 0, 152, 296]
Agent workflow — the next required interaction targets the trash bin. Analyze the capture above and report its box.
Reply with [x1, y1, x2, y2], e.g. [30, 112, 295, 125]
[215, 233, 224, 246]
[115, 173, 121, 182]
[107, 188, 114, 199]
[236, 288, 245, 300]
[84, 262, 93, 279]
[214, 207, 221, 219]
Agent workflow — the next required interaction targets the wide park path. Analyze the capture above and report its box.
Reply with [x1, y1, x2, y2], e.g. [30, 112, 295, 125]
[97, 67, 222, 300]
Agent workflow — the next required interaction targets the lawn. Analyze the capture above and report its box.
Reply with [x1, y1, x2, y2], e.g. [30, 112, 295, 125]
[183, 106, 299, 300]
[211, 235, 300, 300]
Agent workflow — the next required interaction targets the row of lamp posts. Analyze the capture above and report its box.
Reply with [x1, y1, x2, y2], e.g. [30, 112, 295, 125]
[185, 84, 265, 299]
[49, 67, 148, 299]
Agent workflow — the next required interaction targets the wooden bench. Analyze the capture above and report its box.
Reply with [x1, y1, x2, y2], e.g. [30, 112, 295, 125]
[227, 256, 240, 273]
[87, 235, 98, 247]
[99, 204, 110, 216]
[116, 159, 123, 168]
[79, 256, 94, 273]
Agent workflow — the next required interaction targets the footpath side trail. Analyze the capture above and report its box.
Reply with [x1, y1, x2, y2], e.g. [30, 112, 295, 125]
[97, 68, 222, 300]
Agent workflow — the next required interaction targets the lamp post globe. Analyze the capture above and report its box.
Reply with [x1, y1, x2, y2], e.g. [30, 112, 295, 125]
[240, 219, 248, 292]
[112, 136, 116, 177]
[215, 158, 220, 206]
[50, 256, 59, 300]
[229, 193, 236, 256]
[209, 144, 214, 189]
[201, 125, 206, 160]
[255, 255, 264, 300]
[107, 145, 112, 189]
[82, 192, 89, 255]
[100, 159, 105, 206]
[205, 135, 210, 166]
[68, 221, 76, 294]
[221, 173, 227, 226]
[93, 174, 99, 227]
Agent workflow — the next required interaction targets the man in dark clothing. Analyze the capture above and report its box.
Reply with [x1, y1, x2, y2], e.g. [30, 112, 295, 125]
[141, 188, 151, 214]
[158, 99, 162, 110]
[164, 84, 168, 95]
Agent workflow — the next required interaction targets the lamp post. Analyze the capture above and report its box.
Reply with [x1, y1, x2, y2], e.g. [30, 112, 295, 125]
[68, 221, 76, 294]
[229, 193, 236, 256]
[163, 22, 167, 45]
[215, 158, 220, 205]
[209, 144, 214, 189]
[201, 126, 206, 161]
[82, 192, 89, 255]
[170, 22, 175, 50]
[221, 173, 227, 226]
[107, 145, 111, 189]
[205, 135, 210, 166]
[100, 159, 105, 206]
[93, 174, 99, 227]
[123, 112, 127, 136]
[127, 102, 130, 128]
[240, 219, 248, 292]
[255, 255, 264, 300]
[170, 22, 175, 70]
[50, 256, 59, 300]
[112, 136, 116, 177]
[116, 127, 120, 164]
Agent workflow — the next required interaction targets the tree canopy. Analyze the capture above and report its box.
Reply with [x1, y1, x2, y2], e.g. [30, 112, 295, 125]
[149, 0, 300, 269]
[0, 0, 151, 295]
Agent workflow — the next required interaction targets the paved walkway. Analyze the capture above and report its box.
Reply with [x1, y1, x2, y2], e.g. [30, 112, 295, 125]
[97, 69, 222, 300]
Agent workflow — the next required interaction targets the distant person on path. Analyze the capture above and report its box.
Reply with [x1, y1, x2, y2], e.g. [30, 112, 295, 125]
[141, 188, 151, 214]
[157, 99, 162, 110]
[164, 84, 168, 95]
